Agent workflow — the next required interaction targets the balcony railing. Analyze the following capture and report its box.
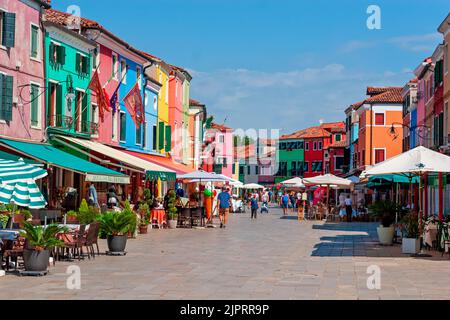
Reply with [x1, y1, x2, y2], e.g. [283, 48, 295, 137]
[47, 114, 98, 136]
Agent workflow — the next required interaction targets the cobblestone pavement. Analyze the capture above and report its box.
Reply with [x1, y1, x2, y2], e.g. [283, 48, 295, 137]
[1, 207, 449, 300]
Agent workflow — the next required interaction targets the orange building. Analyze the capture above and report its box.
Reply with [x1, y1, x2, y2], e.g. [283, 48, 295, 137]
[355, 87, 404, 170]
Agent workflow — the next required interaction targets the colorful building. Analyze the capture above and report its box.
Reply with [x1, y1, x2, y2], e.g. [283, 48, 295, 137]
[275, 134, 304, 183]
[168, 66, 185, 163]
[401, 79, 418, 151]
[188, 99, 207, 170]
[0, 0, 50, 142]
[202, 123, 233, 177]
[344, 101, 362, 175]
[438, 13, 450, 154]
[155, 61, 171, 155]
[355, 87, 404, 169]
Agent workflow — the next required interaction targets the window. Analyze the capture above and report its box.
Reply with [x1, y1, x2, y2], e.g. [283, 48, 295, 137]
[136, 66, 141, 89]
[232, 163, 236, 174]
[305, 142, 309, 151]
[374, 149, 385, 164]
[219, 135, 224, 143]
[312, 161, 323, 172]
[291, 161, 297, 176]
[1, 11, 15, 48]
[375, 113, 385, 126]
[91, 103, 98, 135]
[335, 134, 341, 142]
[255, 165, 259, 174]
[279, 142, 286, 150]
[223, 157, 228, 168]
[76, 53, 89, 76]
[152, 125, 157, 150]
[92, 46, 100, 70]
[303, 161, 309, 173]
[136, 124, 142, 145]
[247, 166, 251, 175]
[119, 112, 126, 142]
[112, 53, 118, 79]
[49, 42, 65, 66]
[121, 60, 127, 84]
[112, 111, 117, 140]
[165, 125, 172, 151]
[30, 83, 40, 127]
[0, 74, 13, 121]
[30, 24, 39, 59]
[335, 156, 344, 171]
[298, 141, 304, 149]
[318, 141, 322, 150]
[239, 165, 244, 175]
[142, 122, 147, 148]
[313, 142, 317, 151]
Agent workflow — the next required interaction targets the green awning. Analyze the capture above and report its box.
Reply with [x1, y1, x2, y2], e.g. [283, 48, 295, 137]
[0, 138, 130, 184]
[146, 170, 176, 182]
[367, 174, 419, 188]
[0, 150, 42, 166]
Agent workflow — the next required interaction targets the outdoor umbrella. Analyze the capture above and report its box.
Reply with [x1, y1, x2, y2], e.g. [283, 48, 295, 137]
[360, 146, 450, 256]
[0, 159, 47, 184]
[242, 183, 265, 189]
[280, 177, 305, 188]
[303, 174, 353, 211]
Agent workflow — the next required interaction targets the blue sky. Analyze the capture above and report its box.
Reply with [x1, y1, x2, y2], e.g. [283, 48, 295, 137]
[53, 0, 449, 135]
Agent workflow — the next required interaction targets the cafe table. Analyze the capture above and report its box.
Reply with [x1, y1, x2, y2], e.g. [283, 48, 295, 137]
[151, 209, 166, 228]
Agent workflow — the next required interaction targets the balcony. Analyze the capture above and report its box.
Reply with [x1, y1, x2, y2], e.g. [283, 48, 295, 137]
[47, 115, 98, 136]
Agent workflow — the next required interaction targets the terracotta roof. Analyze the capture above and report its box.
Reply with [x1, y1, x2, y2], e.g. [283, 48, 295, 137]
[351, 100, 365, 108]
[281, 126, 331, 140]
[320, 122, 345, 130]
[189, 99, 204, 107]
[364, 87, 403, 104]
[325, 140, 347, 149]
[259, 138, 276, 146]
[211, 123, 232, 131]
[366, 86, 402, 96]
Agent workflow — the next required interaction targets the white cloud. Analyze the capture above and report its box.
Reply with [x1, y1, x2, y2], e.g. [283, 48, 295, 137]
[388, 33, 442, 52]
[189, 64, 412, 135]
[339, 40, 377, 53]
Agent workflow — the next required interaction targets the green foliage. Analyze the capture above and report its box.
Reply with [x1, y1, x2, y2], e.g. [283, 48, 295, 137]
[369, 201, 404, 227]
[401, 211, 419, 238]
[122, 200, 137, 234]
[166, 190, 178, 220]
[97, 210, 136, 236]
[77, 199, 100, 224]
[0, 203, 7, 212]
[143, 188, 154, 208]
[20, 222, 66, 251]
[0, 214, 9, 228]
[20, 209, 32, 220]
[66, 210, 78, 217]
[138, 203, 150, 226]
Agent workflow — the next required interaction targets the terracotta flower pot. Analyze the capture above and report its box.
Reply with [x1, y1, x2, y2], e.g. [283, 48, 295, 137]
[139, 225, 148, 234]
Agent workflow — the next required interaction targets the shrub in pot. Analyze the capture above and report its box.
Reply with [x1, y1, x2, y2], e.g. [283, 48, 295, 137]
[20, 222, 66, 272]
[65, 210, 79, 223]
[166, 190, 178, 229]
[138, 203, 150, 234]
[98, 210, 135, 253]
[369, 201, 402, 245]
[78, 199, 100, 225]
[0, 213, 9, 228]
[401, 211, 420, 254]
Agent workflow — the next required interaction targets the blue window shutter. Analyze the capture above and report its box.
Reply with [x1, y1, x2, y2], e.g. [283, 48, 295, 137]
[2, 75, 13, 121]
[2, 12, 16, 48]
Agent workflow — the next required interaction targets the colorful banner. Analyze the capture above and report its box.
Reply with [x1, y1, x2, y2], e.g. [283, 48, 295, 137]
[88, 70, 110, 122]
[313, 187, 326, 205]
[123, 83, 145, 128]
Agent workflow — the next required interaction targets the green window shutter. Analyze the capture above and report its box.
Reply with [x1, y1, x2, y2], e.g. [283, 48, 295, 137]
[49, 43, 55, 63]
[158, 121, 164, 150]
[30, 84, 39, 126]
[76, 53, 81, 73]
[31, 25, 38, 58]
[152, 125, 157, 150]
[165, 125, 172, 151]
[83, 56, 88, 75]
[2, 12, 16, 48]
[58, 46, 65, 65]
[0, 75, 3, 120]
[1, 75, 13, 121]
[55, 83, 63, 118]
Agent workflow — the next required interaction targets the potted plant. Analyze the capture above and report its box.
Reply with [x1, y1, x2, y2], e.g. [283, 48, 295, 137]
[0, 204, 9, 215]
[77, 199, 100, 225]
[13, 208, 32, 228]
[401, 210, 420, 254]
[138, 203, 150, 234]
[122, 200, 137, 238]
[369, 201, 402, 245]
[166, 190, 178, 229]
[0, 213, 9, 228]
[20, 222, 66, 272]
[98, 210, 136, 253]
[65, 210, 79, 223]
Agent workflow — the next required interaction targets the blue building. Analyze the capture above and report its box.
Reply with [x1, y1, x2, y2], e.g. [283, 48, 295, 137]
[118, 53, 147, 152]
[143, 78, 161, 153]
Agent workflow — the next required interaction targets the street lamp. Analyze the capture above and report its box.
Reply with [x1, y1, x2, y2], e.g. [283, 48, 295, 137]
[389, 122, 431, 141]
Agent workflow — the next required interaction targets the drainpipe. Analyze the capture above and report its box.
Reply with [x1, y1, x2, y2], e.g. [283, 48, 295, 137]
[370, 104, 373, 166]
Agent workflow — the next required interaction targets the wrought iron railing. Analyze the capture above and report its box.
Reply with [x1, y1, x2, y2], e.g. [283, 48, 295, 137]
[48, 114, 73, 130]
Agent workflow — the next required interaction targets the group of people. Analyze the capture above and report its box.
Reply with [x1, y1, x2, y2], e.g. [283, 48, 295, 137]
[279, 191, 309, 216]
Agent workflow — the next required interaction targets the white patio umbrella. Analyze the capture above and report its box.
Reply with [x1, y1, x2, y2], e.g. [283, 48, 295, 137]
[303, 174, 353, 210]
[280, 177, 305, 188]
[242, 183, 265, 189]
[178, 170, 232, 182]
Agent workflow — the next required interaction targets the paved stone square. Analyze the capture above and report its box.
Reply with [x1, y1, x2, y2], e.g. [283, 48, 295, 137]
[1, 207, 450, 300]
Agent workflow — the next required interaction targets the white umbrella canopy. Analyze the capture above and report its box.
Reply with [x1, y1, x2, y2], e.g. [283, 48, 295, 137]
[242, 183, 265, 189]
[178, 170, 232, 182]
[280, 177, 305, 188]
[360, 146, 450, 178]
[303, 174, 353, 187]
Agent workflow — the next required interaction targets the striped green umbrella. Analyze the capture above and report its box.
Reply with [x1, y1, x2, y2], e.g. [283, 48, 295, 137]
[0, 180, 47, 209]
[0, 159, 47, 184]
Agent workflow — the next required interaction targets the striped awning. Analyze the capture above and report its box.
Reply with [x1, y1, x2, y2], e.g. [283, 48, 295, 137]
[0, 181, 47, 209]
[0, 159, 47, 184]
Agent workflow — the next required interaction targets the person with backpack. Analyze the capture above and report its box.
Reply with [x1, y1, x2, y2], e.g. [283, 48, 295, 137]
[250, 194, 259, 219]
[281, 191, 289, 215]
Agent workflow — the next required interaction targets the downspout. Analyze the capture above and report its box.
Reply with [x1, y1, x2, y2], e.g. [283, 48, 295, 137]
[370, 104, 373, 166]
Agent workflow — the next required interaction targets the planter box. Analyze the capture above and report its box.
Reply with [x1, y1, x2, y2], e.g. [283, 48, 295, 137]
[377, 226, 395, 245]
[402, 238, 420, 254]
[168, 220, 178, 229]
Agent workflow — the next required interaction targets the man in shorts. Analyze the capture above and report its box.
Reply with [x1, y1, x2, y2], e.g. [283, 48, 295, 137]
[217, 187, 231, 228]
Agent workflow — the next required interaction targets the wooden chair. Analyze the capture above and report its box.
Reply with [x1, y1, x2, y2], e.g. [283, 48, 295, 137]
[83, 222, 100, 259]
[3, 237, 26, 271]
[191, 207, 205, 227]
[60, 225, 87, 261]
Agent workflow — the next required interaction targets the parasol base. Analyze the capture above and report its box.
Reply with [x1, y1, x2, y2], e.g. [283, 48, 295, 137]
[19, 270, 48, 277]
[106, 251, 127, 256]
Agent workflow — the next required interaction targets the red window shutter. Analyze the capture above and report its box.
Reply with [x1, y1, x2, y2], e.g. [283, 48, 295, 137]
[375, 113, 384, 125]
[375, 149, 385, 164]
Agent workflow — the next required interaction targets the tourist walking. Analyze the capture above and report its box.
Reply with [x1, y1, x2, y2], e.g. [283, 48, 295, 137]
[290, 192, 296, 212]
[281, 191, 289, 215]
[107, 185, 119, 209]
[345, 195, 353, 222]
[250, 194, 259, 219]
[88, 182, 99, 208]
[217, 187, 232, 228]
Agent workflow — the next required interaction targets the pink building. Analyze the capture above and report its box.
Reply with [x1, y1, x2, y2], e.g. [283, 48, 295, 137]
[168, 67, 185, 162]
[202, 123, 233, 178]
[0, 0, 50, 141]
[414, 57, 433, 147]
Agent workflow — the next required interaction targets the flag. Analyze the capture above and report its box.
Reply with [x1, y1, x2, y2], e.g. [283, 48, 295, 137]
[123, 83, 145, 128]
[109, 82, 121, 113]
[88, 70, 110, 122]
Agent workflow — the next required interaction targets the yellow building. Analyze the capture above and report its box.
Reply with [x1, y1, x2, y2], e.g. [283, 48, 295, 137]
[156, 61, 171, 155]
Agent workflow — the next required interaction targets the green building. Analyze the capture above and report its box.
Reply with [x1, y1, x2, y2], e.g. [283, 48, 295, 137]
[275, 138, 304, 184]
[43, 21, 96, 139]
